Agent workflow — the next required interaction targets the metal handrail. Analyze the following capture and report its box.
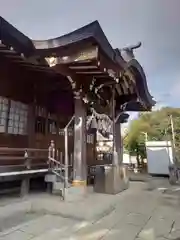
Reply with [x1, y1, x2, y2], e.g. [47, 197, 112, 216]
[48, 157, 64, 166]
[48, 157, 72, 168]
[48, 139, 73, 200]
[52, 169, 73, 182]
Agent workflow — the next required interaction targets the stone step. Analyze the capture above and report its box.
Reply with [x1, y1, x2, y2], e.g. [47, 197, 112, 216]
[45, 174, 57, 183]
[52, 181, 72, 198]
[45, 173, 64, 183]
[52, 182, 64, 196]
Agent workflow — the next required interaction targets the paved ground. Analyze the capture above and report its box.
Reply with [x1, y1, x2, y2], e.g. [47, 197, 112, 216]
[1, 179, 180, 239]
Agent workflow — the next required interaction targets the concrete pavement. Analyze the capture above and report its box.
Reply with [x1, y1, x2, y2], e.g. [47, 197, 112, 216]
[0, 180, 180, 239]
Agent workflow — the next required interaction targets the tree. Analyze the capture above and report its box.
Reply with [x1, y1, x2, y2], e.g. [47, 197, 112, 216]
[124, 119, 148, 165]
[124, 107, 180, 165]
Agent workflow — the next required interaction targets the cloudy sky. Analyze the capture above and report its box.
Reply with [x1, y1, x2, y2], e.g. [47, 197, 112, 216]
[1, 0, 180, 112]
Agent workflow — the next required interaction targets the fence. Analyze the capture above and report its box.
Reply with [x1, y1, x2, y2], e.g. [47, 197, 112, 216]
[169, 164, 180, 184]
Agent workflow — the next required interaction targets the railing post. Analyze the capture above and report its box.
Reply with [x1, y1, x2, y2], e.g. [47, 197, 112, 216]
[60, 152, 63, 165]
[64, 128, 68, 189]
[48, 140, 55, 168]
[70, 153, 73, 167]
[56, 149, 59, 161]
[24, 150, 31, 169]
[56, 149, 59, 169]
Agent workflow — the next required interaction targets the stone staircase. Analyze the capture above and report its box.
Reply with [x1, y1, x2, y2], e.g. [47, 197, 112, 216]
[45, 141, 73, 199]
[45, 169, 72, 197]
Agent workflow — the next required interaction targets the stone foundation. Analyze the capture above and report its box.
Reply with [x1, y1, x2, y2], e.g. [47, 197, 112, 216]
[94, 165, 129, 194]
[64, 186, 87, 202]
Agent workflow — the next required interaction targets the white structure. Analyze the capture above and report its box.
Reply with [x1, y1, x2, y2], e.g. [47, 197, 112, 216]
[145, 141, 174, 175]
[123, 153, 137, 165]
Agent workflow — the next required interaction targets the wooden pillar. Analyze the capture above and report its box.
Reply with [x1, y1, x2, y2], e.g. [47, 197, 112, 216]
[5, 99, 11, 134]
[72, 96, 87, 187]
[24, 104, 35, 196]
[27, 104, 36, 148]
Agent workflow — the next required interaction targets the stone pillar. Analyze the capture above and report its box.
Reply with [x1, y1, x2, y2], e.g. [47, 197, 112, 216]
[94, 92, 129, 194]
[114, 122, 123, 165]
[20, 177, 30, 197]
[70, 96, 87, 199]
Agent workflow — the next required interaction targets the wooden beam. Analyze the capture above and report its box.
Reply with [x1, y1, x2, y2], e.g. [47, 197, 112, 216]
[76, 71, 103, 74]
[0, 49, 17, 55]
[98, 49, 122, 77]
[128, 84, 135, 94]
[2, 55, 23, 60]
[69, 65, 98, 70]
[121, 82, 129, 95]
[116, 84, 123, 95]
[53, 64, 83, 90]
[45, 46, 98, 65]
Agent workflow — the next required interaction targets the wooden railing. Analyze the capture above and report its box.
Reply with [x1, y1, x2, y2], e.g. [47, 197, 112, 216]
[0, 143, 73, 175]
[0, 147, 49, 174]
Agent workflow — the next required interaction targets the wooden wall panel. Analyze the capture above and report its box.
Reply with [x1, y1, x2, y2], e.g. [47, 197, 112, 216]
[0, 62, 34, 103]
[0, 134, 28, 148]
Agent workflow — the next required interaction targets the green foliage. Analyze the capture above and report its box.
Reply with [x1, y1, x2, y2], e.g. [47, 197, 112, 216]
[124, 107, 180, 161]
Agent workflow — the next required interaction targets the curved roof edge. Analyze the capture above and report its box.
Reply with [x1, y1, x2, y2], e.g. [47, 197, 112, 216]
[0, 16, 35, 55]
[127, 59, 156, 108]
[32, 20, 116, 62]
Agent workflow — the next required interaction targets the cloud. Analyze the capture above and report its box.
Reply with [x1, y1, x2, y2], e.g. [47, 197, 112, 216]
[152, 103, 165, 111]
[162, 73, 180, 107]
[170, 78, 180, 100]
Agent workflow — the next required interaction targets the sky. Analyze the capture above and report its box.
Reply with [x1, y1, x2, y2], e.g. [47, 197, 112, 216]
[1, 0, 180, 121]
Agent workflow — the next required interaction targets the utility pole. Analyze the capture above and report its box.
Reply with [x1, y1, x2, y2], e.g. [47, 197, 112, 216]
[169, 115, 175, 148]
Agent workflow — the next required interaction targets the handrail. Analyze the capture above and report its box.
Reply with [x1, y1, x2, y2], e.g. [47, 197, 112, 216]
[48, 157, 64, 167]
[48, 157, 72, 168]
[52, 169, 73, 182]
[47, 138, 75, 200]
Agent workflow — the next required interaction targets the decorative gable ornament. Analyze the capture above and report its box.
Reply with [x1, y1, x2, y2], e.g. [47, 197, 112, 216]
[46, 57, 57, 67]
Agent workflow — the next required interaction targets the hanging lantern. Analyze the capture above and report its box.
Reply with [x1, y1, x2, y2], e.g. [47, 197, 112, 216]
[101, 129, 106, 135]
[98, 119, 103, 130]
[91, 118, 98, 129]
[102, 119, 108, 131]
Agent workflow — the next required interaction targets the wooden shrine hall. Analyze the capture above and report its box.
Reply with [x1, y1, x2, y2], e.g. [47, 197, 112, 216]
[0, 16, 155, 196]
